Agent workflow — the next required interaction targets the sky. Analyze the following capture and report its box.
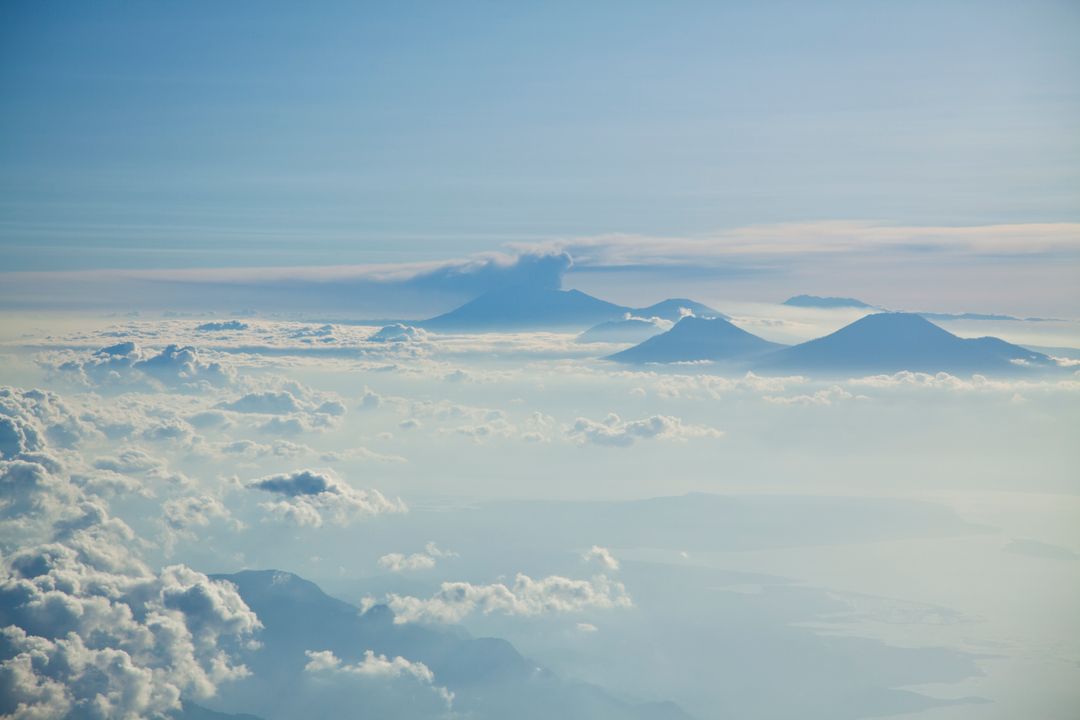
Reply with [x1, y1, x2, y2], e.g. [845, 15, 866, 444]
[2, 1, 1079, 274]
[1, 4, 1079, 720]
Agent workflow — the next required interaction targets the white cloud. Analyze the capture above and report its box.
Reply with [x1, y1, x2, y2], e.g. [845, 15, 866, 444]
[246, 469, 406, 527]
[763, 385, 864, 406]
[377, 542, 457, 573]
[377, 572, 631, 624]
[303, 649, 453, 708]
[46, 343, 236, 392]
[368, 324, 429, 344]
[582, 545, 620, 571]
[566, 413, 723, 447]
[0, 422, 260, 720]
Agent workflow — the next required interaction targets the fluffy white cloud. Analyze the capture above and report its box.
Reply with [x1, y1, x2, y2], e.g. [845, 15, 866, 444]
[304, 650, 453, 707]
[368, 324, 429, 344]
[763, 385, 864, 406]
[566, 413, 723, 447]
[47, 343, 235, 392]
[220, 391, 302, 414]
[0, 382, 279, 719]
[582, 545, 620, 571]
[0, 557, 261, 720]
[195, 320, 250, 332]
[246, 469, 406, 527]
[846, 370, 1080, 393]
[1, 387, 98, 457]
[377, 542, 457, 573]
[0, 421, 260, 719]
[376, 572, 631, 624]
[160, 495, 237, 555]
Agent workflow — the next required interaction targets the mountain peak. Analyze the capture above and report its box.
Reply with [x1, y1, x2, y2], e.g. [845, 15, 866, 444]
[756, 312, 1052, 374]
[608, 316, 783, 364]
[422, 286, 630, 331]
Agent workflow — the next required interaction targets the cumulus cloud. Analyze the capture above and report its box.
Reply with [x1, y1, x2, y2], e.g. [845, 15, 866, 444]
[0, 557, 261, 719]
[79, 447, 191, 494]
[377, 542, 457, 573]
[582, 546, 620, 571]
[303, 649, 453, 708]
[368, 324, 429, 343]
[845, 370, 1080, 393]
[1, 387, 98, 456]
[220, 391, 302, 414]
[195, 320, 250, 332]
[0, 405, 260, 720]
[763, 385, 865, 406]
[212, 382, 348, 438]
[46, 343, 235, 392]
[246, 469, 406, 527]
[566, 413, 723, 447]
[160, 494, 237, 555]
[375, 572, 631, 624]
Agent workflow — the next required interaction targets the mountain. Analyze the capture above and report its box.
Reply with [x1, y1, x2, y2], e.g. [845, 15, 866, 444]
[200, 570, 693, 720]
[608, 316, 784, 364]
[915, 311, 1054, 323]
[633, 299, 727, 321]
[577, 317, 670, 344]
[422, 287, 630, 330]
[422, 287, 724, 332]
[755, 312, 1054, 374]
[783, 295, 876, 309]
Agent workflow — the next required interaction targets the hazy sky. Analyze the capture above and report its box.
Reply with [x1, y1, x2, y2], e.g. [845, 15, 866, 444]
[2, 0, 1079, 272]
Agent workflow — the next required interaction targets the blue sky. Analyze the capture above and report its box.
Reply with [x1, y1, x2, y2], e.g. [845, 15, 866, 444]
[2, 0, 1078, 271]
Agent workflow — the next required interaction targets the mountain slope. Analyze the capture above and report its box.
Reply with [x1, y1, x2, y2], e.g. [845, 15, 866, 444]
[422, 287, 630, 330]
[633, 299, 727, 321]
[608, 316, 783, 364]
[755, 312, 1053, 374]
[202, 570, 693, 720]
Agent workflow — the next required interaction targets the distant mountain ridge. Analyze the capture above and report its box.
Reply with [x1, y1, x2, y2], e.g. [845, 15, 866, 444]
[422, 286, 724, 331]
[782, 294, 1053, 322]
[783, 295, 876, 309]
[198, 569, 693, 720]
[609, 312, 1055, 375]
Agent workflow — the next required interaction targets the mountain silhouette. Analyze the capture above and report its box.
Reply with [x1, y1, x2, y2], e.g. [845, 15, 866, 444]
[783, 295, 876, 309]
[201, 570, 694, 720]
[756, 312, 1053, 374]
[633, 299, 726, 321]
[608, 316, 784, 364]
[423, 287, 723, 332]
[422, 287, 629, 330]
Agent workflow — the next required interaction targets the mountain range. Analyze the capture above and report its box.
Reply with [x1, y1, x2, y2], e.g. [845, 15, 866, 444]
[179, 569, 692, 720]
[609, 312, 1055, 374]
[415, 286, 1059, 375]
[421, 287, 723, 331]
[782, 295, 877, 309]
